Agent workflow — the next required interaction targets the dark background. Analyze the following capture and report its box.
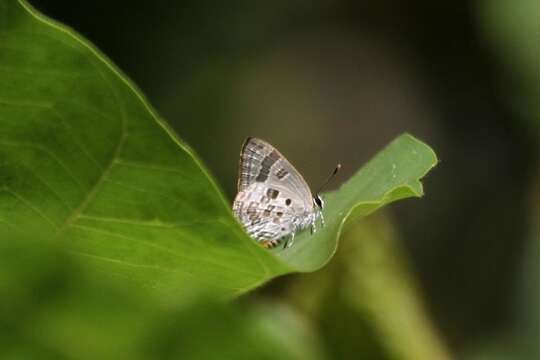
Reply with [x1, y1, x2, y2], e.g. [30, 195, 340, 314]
[29, 0, 539, 357]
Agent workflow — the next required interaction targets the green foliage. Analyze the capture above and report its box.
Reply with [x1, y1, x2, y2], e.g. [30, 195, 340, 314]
[286, 215, 452, 360]
[465, 2, 540, 358]
[477, 0, 540, 135]
[278, 134, 436, 271]
[0, 1, 447, 358]
[0, 237, 323, 360]
[0, 0, 437, 301]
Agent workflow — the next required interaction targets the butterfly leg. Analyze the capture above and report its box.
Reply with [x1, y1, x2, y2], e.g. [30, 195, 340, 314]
[320, 212, 325, 228]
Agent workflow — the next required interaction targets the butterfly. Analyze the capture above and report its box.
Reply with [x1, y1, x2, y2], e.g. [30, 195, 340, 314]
[232, 137, 340, 249]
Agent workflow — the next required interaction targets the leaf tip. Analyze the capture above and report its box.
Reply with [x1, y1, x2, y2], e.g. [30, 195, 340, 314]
[398, 133, 439, 185]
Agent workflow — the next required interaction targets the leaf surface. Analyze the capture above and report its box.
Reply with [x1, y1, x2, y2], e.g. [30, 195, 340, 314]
[0, 0, 437, 299]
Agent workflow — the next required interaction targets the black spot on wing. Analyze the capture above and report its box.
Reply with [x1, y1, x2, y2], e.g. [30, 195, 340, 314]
[266, 188, 279, 199]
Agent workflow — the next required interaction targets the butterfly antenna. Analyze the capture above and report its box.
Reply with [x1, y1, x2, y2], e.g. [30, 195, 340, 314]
[316, 163, 341, 195]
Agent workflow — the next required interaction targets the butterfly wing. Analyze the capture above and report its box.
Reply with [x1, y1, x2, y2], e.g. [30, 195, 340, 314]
[237, 137, 313, 207]
[233, 182, 310, 247]
[234, 137, 317, 247]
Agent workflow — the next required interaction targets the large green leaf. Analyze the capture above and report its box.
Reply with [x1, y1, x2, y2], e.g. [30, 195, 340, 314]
[0, 0, 437, 299]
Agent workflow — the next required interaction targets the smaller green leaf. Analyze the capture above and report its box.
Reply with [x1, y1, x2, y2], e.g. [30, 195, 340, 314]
[278, 133, 438, 272]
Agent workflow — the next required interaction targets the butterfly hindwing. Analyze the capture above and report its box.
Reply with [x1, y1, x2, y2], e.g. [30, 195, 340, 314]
[233, 183, 307, 247]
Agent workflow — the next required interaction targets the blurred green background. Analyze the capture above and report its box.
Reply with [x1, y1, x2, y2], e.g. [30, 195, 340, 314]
[13, 0, 540, 358]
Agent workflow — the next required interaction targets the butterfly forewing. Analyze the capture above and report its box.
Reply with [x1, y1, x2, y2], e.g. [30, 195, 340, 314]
[238, 137, 312, 206]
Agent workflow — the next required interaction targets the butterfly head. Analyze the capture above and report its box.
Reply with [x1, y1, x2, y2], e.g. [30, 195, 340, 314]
[313, 163, 341, 211]
[313, 195, 324, 209]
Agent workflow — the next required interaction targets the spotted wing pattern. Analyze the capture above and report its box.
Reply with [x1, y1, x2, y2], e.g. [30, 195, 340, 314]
[233, 137, 319, 248]
[237, 137, 312, 204]
[233, 183, 302, 248]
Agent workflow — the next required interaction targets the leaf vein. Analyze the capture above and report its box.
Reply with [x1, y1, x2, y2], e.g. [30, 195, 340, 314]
[55, 56, 128, 237]
[113, 159, 190, 176]
[2, 186, 59, 228]
[73, 224, 260, 277]
[78, 214, 215, 228]
[0, 140, 86, 190]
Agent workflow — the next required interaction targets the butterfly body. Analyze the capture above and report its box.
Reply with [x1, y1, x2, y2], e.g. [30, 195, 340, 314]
[233, 137, 324, 249]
